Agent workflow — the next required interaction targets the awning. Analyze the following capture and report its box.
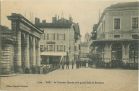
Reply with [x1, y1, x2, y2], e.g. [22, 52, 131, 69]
[41, 52, 67, 56]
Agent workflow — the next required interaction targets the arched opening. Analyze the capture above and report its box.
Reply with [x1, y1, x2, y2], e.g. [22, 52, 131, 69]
[95, 45, 105, 67]
[129, 42, 138, 68]
[111, 43, 122, 67]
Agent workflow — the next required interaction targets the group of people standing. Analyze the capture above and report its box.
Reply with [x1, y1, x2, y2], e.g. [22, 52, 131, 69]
[60, 60, 72, 69]
[60, 60, 87, 69]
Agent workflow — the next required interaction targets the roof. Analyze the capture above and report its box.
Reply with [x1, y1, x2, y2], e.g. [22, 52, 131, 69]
[7, 13, 44, 34]
[36, 17, 81, 38]
[36, 23, 72, 28]
[106, 2, 139, 10]
[36, 17, 73, 28]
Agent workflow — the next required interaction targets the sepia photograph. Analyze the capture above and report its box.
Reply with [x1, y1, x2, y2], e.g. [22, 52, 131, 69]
[0, 0, 138, 91]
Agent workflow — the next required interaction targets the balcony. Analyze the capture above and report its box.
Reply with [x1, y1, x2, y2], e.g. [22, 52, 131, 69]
[97, 30, 139, 40]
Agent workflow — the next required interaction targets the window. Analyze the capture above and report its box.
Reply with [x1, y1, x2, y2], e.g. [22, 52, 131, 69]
[47, 33, 55, 40]
[57, 45, 65, 52]
[132, 17, 138, 29]
[132, 34, 139, 39]
[40, 45, 44, 52]
[74, 46, 77, 51]
[47, 45, 54, 51]
[57, 34, 65, 40]
[40, 34, 45, 40]
[129, 43, 138, 63]
[79, 45, 81, 50]
[114, 18, 120, 29]
[114, 35, 120, 38]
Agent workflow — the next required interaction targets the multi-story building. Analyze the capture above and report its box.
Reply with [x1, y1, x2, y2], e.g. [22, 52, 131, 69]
[84, 32, 91, 42]
[35, 16, 81, 66]
[91, 2, 139, 68]
[0, 25, 15, 74]
[80, 33, 91, 67]
[80, 42, 90, 67]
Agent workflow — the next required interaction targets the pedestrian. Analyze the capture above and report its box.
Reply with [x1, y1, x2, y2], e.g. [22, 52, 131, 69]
[72, 60, 74, 69]
[66, 60, 69, 69]
[61, 61, 65, 69]
[76, 60, 79, 69]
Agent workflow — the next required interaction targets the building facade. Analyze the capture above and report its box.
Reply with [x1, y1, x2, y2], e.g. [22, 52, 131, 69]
[0, 25, 15, 74]
[79, 33, 91, 67]
[35, 16, 81, 67]
[80, 42, 90, 67]
[0, 13, 43, 74]
[91, 2, 139, 68]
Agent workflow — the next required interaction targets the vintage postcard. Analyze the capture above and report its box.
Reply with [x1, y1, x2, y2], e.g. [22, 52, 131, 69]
[0, 0, 138, 91]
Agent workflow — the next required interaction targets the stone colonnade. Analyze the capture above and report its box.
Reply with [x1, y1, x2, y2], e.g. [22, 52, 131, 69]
[16, 31, 40, 73]
[99, 42, 131, 65]
[95, 41, 138, 68]
[7, 13, 43, 74]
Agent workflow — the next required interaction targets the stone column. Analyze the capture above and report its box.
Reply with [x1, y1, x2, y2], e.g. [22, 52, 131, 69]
[108, 44, 112, 63]
[122, 43, 129, 64]
[32, 37, 36, 66]
[29, 36, 33, 68]
[47, 57, 50, 64]
[36, 38, 41, 73]
[104, 43, 111, 63]
[36, 38, 41, 66]
[24, 33, 30, 73]
[31, 37, 36, 73]
[16, 31, 22, 73]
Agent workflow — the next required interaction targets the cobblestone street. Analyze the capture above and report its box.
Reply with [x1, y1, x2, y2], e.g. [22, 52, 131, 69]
[0, 68, 138, 91]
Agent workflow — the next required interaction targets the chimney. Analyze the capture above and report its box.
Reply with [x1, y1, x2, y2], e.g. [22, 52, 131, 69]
[52, 16, 57, 23]
[42, 20, 46, 24]
[35, 17, 40, 25]
[69, 16, 73, 22]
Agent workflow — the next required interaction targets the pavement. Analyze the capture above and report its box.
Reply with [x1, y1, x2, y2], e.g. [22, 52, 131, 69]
[0, 68, 138, 91]
[0, 74, 17, 77]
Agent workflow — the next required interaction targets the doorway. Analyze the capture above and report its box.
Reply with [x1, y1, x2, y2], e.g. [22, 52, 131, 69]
[111, 43, 122, 67]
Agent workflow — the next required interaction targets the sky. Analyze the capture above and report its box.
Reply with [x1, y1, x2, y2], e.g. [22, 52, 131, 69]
[1, 0, 137, 40]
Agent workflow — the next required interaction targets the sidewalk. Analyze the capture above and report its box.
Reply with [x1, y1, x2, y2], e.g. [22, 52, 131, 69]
[0, 74, 17, 77]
